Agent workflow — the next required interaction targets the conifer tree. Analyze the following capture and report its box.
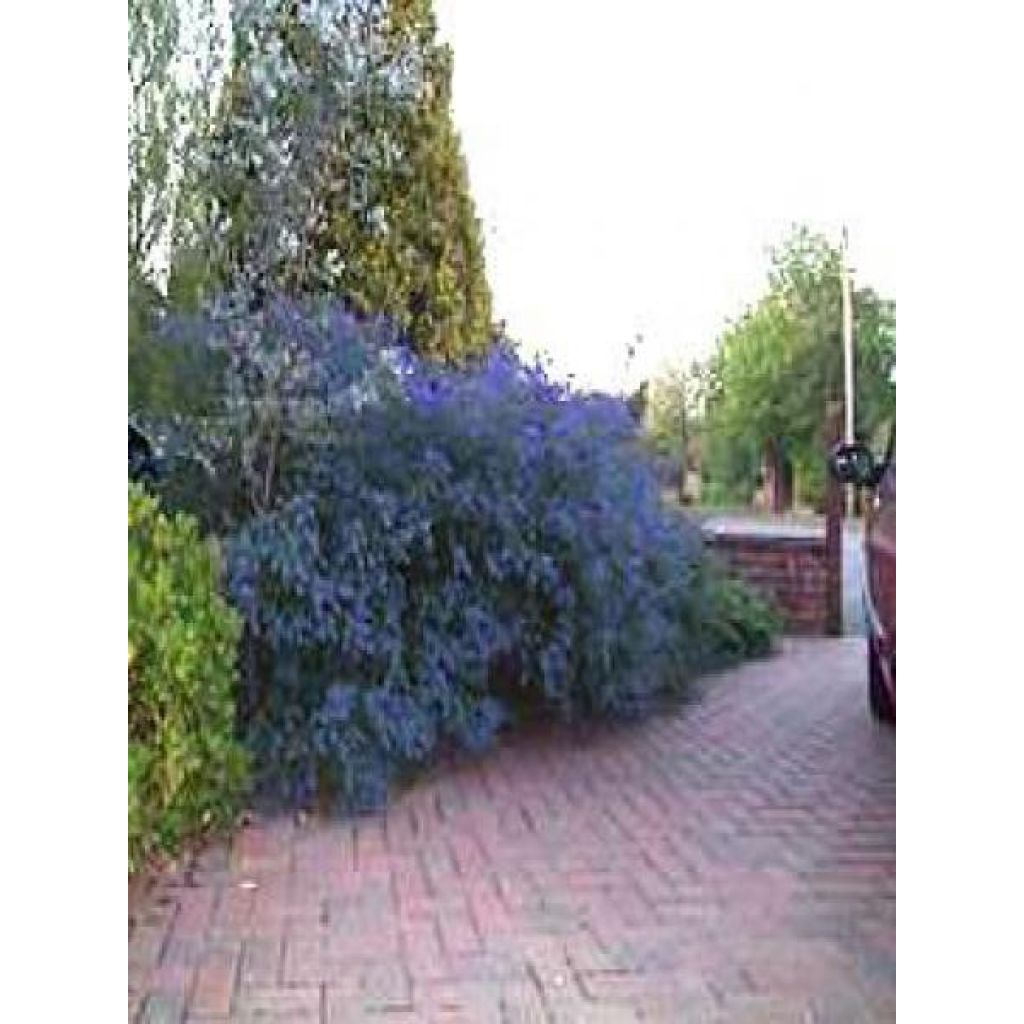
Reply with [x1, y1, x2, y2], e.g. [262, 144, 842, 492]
[178, 0, 492, 360]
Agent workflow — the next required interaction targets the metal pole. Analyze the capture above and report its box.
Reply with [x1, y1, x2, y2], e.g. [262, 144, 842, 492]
[840, 227, 856, 515]
[841, 228, 855, 442]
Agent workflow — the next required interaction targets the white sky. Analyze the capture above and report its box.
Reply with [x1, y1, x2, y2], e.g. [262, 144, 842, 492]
[434, 1, 897, 393]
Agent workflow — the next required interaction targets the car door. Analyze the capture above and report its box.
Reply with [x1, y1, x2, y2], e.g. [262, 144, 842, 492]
[867, 429, 896, 666]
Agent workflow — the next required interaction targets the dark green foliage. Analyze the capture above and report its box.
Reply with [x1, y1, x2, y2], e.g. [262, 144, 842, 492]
[129, 267, 226, 421]
[128, 483, 247, 872]
[690, 564, 780, 667]
[655, 226, 896, 509]
[700, 426, 761, 508]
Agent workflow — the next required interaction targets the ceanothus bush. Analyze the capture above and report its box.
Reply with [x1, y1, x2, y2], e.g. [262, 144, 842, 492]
[147, 297, 730, 809]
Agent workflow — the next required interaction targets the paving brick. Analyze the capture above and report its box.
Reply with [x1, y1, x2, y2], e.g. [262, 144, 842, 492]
[129, 923, 171, 972]
[544, 996, 644, 1023]
[437, 907, 484, 957]
[714, 993, 816, 1023]
[238, 935, 282, 990]
[191, 943, 241, 1017]
[282, 935, 323, 986]
[173, 889, 217, 938]
[146, 960, 196, 1001]
[414, 978, 506, 1021]
[138, 992, 186, 1024]
[233, 986, 321, 1022]
[495, 977, 549, 1022]
[128, 640, 893, 1023]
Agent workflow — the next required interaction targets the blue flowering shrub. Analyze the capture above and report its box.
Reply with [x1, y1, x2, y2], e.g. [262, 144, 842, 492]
[141, 298, 772, 809]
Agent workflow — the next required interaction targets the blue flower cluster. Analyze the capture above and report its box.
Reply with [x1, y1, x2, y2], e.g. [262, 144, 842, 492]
[154, 298, 716, 809]
[210, 307, 709, 808]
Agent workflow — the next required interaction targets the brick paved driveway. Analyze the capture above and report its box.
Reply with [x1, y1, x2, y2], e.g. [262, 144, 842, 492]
[129, 639, 895, 1022]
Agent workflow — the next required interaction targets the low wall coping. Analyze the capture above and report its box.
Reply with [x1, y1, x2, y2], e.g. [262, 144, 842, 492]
[701, 517, 825, 548]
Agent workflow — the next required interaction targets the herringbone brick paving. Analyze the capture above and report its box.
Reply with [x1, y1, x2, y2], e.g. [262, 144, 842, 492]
[129, 638, 895, 1022]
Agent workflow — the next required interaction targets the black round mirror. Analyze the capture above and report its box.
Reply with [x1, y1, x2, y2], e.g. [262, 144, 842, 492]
[829, 440, 877, 488]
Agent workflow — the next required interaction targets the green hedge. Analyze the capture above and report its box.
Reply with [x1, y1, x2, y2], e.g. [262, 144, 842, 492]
[692, 564, 780, 667]
[128, 484, 247, 872]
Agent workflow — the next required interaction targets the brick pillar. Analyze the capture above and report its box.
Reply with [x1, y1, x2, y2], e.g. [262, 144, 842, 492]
[823, 401, 844, 636]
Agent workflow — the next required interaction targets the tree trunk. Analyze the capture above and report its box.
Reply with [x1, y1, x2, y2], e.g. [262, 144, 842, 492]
[764, 439, 794, 513]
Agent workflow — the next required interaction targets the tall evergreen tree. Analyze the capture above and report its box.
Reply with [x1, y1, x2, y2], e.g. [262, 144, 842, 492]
[177, 0, 492, 360]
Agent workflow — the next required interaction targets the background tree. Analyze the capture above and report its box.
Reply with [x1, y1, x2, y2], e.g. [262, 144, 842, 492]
[176, 0, 492, 360]
[338, 0, 493, 360]
[644, 361, 707, 501]
[769, 227, 895, 507]
[128, 0, 226, 284]
[129, 0, 229, 416]
[700, 226, 895, 511]
[706, 292, 802, 510]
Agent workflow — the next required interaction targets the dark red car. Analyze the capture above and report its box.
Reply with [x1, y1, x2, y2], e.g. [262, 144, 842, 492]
[830, 426, 895, 722]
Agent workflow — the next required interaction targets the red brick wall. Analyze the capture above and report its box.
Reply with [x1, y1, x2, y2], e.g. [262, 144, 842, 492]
[703, 528, 828, 635]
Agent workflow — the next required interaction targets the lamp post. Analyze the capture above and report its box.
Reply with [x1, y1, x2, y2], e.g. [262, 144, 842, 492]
[840, 228, 856, 515]
[824, 227, 855, 635]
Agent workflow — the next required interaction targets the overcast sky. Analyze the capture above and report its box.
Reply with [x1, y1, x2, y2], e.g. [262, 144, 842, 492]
[434, 1, 897, 393]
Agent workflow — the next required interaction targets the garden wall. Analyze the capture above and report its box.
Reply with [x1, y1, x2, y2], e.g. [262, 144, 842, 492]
[702, 520, 828, 635]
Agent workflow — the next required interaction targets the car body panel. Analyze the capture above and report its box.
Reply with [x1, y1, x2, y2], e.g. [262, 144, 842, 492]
[864, 436, 895, 707]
